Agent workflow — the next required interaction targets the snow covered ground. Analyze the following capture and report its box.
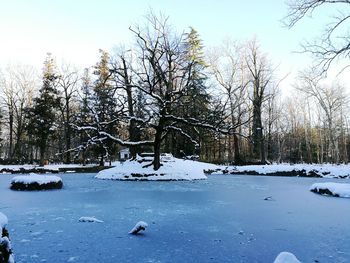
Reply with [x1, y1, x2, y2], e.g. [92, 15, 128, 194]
[96, 155, 219, 181]
[310, 182, 350, 198]
[0, 164, 94, 172]
[1, 173, 350, 262]
[219, 163, 350, 178]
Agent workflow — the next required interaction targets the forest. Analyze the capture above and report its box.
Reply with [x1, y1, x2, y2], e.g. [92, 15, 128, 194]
[0, 8, 349, 168]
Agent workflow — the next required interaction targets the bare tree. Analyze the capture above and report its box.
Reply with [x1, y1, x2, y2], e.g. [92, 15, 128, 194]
[295, 67, 347, 162]
[208, 40, 249, 164]
[0, 64, 37, 162]
[57, 63, 79, 163]
[77, 13, 242, 170]
[285, 0, 350, 72]
[245, 39, 273, 163]
[110, 49, 141, 158]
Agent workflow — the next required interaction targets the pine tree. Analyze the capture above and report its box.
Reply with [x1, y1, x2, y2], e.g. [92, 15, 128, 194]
[74, 68, 94, 165]
[170, 27, 210, 157]
[91, 49, 117, 166]
[26, 53, 61, 166]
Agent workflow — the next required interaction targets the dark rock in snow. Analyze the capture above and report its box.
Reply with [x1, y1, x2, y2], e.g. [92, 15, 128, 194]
[11, 180, 63, 191]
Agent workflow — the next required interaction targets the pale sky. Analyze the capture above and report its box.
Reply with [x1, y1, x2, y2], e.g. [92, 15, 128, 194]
[0, 0, 347, 92]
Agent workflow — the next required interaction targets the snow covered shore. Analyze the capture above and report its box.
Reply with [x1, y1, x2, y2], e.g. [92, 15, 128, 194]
[96, 154, 219, 181]
[213, 163, 350, 178]
[310, 182, 350, 198]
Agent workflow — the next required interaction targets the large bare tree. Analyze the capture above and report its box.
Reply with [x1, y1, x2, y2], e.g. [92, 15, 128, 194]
[208, 40, 249, 164]
[245, 39, 273, 163]
[285, 0, 350, 72]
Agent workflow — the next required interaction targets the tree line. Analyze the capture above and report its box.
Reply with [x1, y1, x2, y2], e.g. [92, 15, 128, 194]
[0, 12, 349, 168]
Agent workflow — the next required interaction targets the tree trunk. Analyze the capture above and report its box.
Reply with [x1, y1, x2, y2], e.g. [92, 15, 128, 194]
[65, 118, 71, 164]
[233, 133, 242, 164]
[153, 125, 164, 170]
[252, 100, 265, 163]
[153, 138, 161, 170]
[39, 145, 45, 167]
[9, 112, 13, 159]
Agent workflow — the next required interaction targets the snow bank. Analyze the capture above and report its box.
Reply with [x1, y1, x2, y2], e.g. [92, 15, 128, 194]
[274, 252, 301, 263]
[96, 154, 219, 181]
[217, 163, 350, 178]
[11, 173, 63, 190]
[0, 163, 95, 173]
[0, 212, 8, 229]
[310, 182, 350, 198]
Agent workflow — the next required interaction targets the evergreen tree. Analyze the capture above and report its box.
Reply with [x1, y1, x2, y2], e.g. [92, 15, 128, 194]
[91, 50, 118, 165]
[74, 68, 94, 165]
[170, 27, 210, 157]
[26, 53, 61, 166]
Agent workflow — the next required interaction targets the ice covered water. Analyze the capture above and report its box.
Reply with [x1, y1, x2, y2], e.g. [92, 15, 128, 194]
[0, 173, 349, 262]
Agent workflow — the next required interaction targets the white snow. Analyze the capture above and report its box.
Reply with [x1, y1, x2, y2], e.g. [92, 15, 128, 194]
[96, 154, 219, 181]
[78, 217, 104, 223]
[11, 173, 62, 185]
[0, 163, 95, 173]
[274, 252, 301, 263]
[220, 163, 350, 178]
[0, 212, 8, 229]
[310, 182, 350, 198]
[0, 212, 14, 263]
[129, 221, 148, 234]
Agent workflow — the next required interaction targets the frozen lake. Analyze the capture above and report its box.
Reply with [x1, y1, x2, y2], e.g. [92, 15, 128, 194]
[1, 173, 350, 263]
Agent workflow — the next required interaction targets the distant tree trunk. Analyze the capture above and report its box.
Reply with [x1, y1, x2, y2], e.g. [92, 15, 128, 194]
[82, 149, 86, 166]
[8, 111, 13, 159]
[65, 102, 72, 164]
[39, 145, 45, 166]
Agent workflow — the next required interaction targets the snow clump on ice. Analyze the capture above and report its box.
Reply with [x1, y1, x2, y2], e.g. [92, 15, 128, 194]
[273, 252, 301, 263]
[129, 221, 148, 235]
[78, 217, 104, 223]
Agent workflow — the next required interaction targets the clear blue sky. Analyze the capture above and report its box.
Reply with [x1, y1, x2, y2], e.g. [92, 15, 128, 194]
[0, 0, 343, 90]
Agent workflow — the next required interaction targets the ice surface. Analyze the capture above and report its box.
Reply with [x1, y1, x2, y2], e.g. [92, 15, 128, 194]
[1, 173, 350, 262]
[274, 252, 301, 263]
[310, 182, 350, 197]
[0, 212, 8, 229]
